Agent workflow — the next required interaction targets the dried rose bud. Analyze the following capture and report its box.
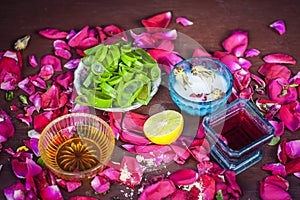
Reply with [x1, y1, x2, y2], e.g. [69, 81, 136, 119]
[14, 35, 31, 51]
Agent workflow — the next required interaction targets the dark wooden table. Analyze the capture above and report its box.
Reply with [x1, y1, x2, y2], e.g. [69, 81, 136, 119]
[1, 0, 300, 199]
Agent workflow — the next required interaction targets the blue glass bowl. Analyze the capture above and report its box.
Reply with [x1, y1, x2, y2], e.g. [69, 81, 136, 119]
[203, 99, 275, 174]
[168, 56, 233, 116]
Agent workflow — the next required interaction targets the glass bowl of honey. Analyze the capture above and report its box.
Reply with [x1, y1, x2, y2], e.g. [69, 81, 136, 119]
[38, 113, 115, 180]
[168, 56, 233, 116]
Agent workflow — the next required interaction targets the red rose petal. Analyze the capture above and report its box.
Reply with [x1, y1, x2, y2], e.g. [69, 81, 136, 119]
[279, 102, 300, 131]
[259, 176, 291, 200]
[53, 71, 74, 89]
[168, 169, 199, 186]
[138, 179, 176, 200]
[141, 11, 172, 32]
[222, 30, 248, 57]
[4, 181, 26, 200]
[16, 114, 32, 126]
[40, 54, 62, 72]
[30, 75, 47, 89]
[66, 181, 82, 192]
[269, 20, 286, 35]
[119, 156, 143, 188]
[176, 17, 193, 26]
[263, 53, 296, 65]
[278, 139, 288, 164]
[39, 64, 54, 80]
[40, 185, 63, 200]
[33, 111, 53, 132]
[269, 121, 285, 137]
[18, 77, 35, 95]
[0, 56, 22, 91]
[258, 63, 291, 81]
[192, 48, 212, 57]
[39, 28, 68, 39]
[103, 25, 124, 37]
[68, 25, 89, 48]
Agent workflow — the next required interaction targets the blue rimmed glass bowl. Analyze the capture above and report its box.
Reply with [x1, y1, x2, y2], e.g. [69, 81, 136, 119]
[203, 98, 275, 174]
[168, 56, 233, 116]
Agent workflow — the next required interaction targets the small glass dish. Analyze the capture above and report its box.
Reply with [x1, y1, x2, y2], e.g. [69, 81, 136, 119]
[203, 98, 275, 174]
[38, 113, 115, 180]
[168, 56, 233, 116]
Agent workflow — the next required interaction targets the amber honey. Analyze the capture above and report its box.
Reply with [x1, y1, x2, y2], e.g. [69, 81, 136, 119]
[44, 126, 112, 174]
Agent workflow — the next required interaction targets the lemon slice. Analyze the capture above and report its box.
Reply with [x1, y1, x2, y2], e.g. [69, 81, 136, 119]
[143, 110, 184, 145]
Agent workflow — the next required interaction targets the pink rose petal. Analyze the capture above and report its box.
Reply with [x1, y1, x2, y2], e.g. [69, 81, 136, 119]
[53, 39, 70, 50]
[138, 180, 176, 200]
[39, 28, 68, 39]
[69, 197, 98, 200]
[64, 58, 81, 69]
[147, 49, 183, 74]
[269, 121, 284, 137]
[258, 63, 291, 81]
[54, 48, 72, 60]
[152, 29, 177, 40]
[176, 17, 194, 26]
[141, 11, 172, 32]
[119, 156, 143, 188]
[263, 53, 296, 65]
[30, 75, 47, 89]
[33, 111, 53, 132]
[120, 130, 151, 145]
[192, 48, 212, 57]
[238, 57, 252, 69]
[24, 138, 40, 157]
[68, 25, 89, 48]
[259, 175, 291, 200]
[28, 55, 38, 67]
[16, 114, 32, 126]
[269, 20, 286, 35]
[279, 102, 300, 131]
[0, 56, 22, 91]
[168, 169, 199, 186]
[267, 78, 298, 105]
[0, 110, 15, 143]
[218, 54, 241, 72]
[4, 181, 26, 200]
[18, 77, 35, 95]
[40, 185, 63, 200]
[39, 64, 54, 80]
[40, 54, 62, 71]
[53, 71, 74, 89]
[286, 140, 300, 159]
[66, 181, 82, 192]
[98, 167, 120, 182]
[245, 48, 261, 57]
[262, 163, 287, 177]
[222, 30, 248, 57]
[91, 176, 110, 194]
[103, 25, 124, 37]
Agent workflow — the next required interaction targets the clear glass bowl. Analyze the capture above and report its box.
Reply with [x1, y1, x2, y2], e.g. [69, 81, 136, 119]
[168, 56, 233, 116]
[38, 113, 115, 180]
[203, 98, 275, 174]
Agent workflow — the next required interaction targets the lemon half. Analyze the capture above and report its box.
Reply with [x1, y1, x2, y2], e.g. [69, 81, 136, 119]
[143, 110, 184, 145]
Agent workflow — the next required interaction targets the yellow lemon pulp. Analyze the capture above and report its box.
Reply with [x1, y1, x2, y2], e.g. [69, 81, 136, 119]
[143, 110, 184, 145]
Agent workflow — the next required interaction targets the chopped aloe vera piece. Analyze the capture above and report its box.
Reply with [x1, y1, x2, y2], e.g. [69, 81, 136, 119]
[150, 65, 161, 81]
[117, 79, 143, 107]
[84, 44, 103, 55]
[137, 83, 151, 105]
[95, 44, 108, 62]
[91, 61, 105, 75]
[100, 82, 117, 98]
[83, 72, 94, 88]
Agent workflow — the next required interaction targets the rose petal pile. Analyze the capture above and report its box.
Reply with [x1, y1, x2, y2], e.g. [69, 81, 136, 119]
[1, 10, 299, 200]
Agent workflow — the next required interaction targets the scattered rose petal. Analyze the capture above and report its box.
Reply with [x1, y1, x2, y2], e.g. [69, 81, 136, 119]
[53, 39, 70, 50]
[64, 58, 81, 69]
[103, 25, 124, 37]
[54, 48, 72, 60]
[119, 156, 143, 188]
[269, 20, 286, 35]
[66, 181, 82, 192]
[176, 17, 194, 26]
[91, 176, 110, 194]
[0, 56, 22, 91]
[267, 78, 298, 105]
[53, 71, 74, 89]
[0, 110, 15, 143]
[40, 54, 62, 71]
[24, 138, 40, 157]
[16, 114, 32, 126]
[269, 121, 285, 137]
[262, 163, 286, 177]
[18, 77, 35, 95]
[279, 101, 300, 131]
[69, 197, 98, 200]
[259, 175, 291, 200]
[141, 11, 172, 32]
[138, 180, 176, 200]
[33, 111, 53, 132]
[4, 181, 26, 200]
[222, 30, 248, 57]
[39, 28, 68, 39]
[39, 64, 54, 80]
[40, 185, 63, 200]
[245, 48, 261, 57]
[192, 48, 212, 57]
[98, 167, 120, 182]
[168, 169, 199, 186]
[263, 53, 296, 65]
[286, 140, 300, 159]
[28, 55, 38, 67]
[258, 63, 291, 81]
[68, 26, 89, 48]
